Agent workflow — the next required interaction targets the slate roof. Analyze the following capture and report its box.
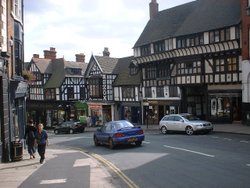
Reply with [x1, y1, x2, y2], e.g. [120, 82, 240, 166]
[113, 56, 141, 86]
[34, 58, 86, 89]
[134, 0, 241, 48]
[32, 58, 52, 74]
[94, 56, 119, 74]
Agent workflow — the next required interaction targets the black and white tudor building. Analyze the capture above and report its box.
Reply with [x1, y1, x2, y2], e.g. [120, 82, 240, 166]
[26, 0, 250, 127]
[133, 0, 242, 123]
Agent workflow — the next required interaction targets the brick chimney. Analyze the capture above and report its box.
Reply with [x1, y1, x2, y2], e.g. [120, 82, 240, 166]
[44, 47, 57, 59]
[33, 54, 39, 58]
[75, 53, 85, 63]
[103, 47, 110, 57]
[149, 0, 159, 20]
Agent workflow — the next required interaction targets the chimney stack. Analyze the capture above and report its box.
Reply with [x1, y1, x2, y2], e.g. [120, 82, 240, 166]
[44, 47, 57, 59]
[103, 47, 110, 57]
[149, 0, 158, 20]
[33, 54, 39, 58]
[75, 53, 85, 63]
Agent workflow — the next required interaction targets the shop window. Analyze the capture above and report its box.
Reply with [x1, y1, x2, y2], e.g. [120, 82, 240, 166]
[210, 97, 230, 118]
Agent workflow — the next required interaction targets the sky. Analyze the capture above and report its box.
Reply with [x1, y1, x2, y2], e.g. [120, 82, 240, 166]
[23, 0, 194, 62]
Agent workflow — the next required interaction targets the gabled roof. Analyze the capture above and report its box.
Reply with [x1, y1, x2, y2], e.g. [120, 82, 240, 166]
[113, 56, 141, 86]
[32, 58, 52, 74]
[44, 59, 86, 89]
[44, 58, 65, 89]
[94, 56, 119, 74]
[134, 0, 241, 48]
[64, 61, 88, 77]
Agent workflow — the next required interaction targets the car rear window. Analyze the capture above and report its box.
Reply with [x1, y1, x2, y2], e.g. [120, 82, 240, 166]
[114, 122, 134, 129]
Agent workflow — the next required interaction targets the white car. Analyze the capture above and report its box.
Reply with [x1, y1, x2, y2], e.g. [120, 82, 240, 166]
[159, 113, 213, 135]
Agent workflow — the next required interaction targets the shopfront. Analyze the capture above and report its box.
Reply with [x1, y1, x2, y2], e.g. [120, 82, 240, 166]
[208, 90, 241, 123]
[88, 103, 113, 126]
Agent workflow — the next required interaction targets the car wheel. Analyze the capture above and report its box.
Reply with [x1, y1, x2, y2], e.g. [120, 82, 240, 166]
[109, 138, 114, 149]
[54, 130, 59, 134]
[94, 136, 100, 146]
[135, 141, 142, 146]
[69, 129, 74, 134]
[161, 126, 168, 134]
[185, 126, 194, 135]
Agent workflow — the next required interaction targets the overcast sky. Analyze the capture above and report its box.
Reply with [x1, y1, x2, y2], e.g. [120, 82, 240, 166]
[23, 0, 194, 62]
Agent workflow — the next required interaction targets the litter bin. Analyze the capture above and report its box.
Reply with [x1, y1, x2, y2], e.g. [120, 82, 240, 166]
[10, 141, 23, 162]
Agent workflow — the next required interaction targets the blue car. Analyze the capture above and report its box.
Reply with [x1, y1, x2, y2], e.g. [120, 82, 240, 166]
[93, 120, 145, 149]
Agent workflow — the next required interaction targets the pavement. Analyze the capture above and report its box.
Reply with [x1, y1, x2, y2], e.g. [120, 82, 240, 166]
[0, 123, 249, 188]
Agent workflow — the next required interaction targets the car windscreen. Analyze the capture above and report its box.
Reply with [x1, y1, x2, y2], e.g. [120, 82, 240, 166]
[182, 115, 200, 121]
[114, 121, 134, 130]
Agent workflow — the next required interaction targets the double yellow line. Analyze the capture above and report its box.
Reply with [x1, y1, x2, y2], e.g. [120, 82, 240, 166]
[69, 146, 139, 188]
[91, 153, 139, 188]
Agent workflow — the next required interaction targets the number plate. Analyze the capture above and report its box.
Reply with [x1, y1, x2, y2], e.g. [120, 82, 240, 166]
[128, 138, 138, 142]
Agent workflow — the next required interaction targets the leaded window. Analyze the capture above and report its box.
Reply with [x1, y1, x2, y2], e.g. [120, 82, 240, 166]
[145, 87, 152, 98]
[122, 87, 134, 99]
[153, 41, 165, 53]
[89, 77, 103, 98]
[140, 44, 151, 56]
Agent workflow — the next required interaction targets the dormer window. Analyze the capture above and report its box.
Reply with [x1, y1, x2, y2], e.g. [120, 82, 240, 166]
[68, 68, 82, 75]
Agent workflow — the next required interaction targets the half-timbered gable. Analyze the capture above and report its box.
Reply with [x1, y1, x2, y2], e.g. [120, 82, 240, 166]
[85, 55, 118, 101]
[133, 0, 242, 123]
[85, 51, 119, 125]
[28, 58, 52, 100]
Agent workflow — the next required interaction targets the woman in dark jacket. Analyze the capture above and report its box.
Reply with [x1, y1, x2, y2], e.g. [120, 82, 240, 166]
[24, 120, 36, 159]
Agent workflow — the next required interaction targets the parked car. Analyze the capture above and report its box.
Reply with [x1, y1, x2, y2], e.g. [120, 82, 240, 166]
[93, 120, 145, 149]
[54, 121, 85, 134]
[159, 113, 213, 135]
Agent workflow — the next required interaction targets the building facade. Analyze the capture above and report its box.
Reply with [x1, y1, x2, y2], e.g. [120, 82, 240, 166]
[0, 0, 26, 162]
[241, 0, 250, 125]
[133, 0, 242, 124]
[26, 48, 88, 128]
[84, 48, 118, 126]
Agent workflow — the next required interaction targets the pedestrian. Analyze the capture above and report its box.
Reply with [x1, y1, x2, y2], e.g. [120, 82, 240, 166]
[24, 120, 36, 159]
[35, 123, 48, 164]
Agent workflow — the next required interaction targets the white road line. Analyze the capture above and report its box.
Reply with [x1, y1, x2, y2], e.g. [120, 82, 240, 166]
[211, 136, 219, 139]
[223, 138, 232, 141]
[240, 140, 249, 144]
[40, 179, 67, 185]
[163, 145, 215, 158]
[247, 164, 250, 167]
[143, 141, 150, 144]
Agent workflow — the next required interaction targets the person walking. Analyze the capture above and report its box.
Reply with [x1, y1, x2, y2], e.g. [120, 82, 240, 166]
[35, 123, 48, 164]
[24, 120, 36, 159]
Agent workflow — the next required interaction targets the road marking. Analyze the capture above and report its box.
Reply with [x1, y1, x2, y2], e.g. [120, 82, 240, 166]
[163, 145, 215, 158]
[211, 136, 219, 139]
[247, 164, 250, 167]
[240, 140, 249, 144]
[40, 179, 67, 184]
[92, 153, 139, 188]
[143, 141, 150, 144]
[223, 138, 232, 141]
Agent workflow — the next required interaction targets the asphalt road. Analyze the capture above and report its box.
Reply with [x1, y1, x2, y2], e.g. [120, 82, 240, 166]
[47, 131, 250, 188]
